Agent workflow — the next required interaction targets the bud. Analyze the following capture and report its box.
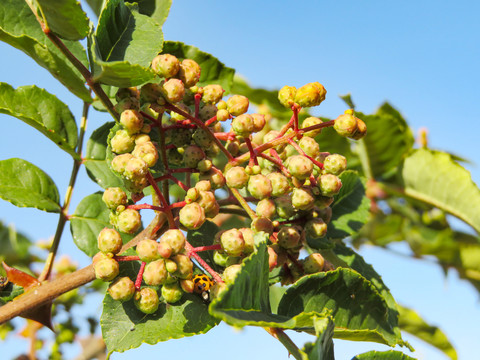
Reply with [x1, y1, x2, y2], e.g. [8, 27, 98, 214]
[120, 110, 144, 135]
[160, 229, 186, 255]
[225, 166, 249, 189]
[318, 174, 342, 197]
[305, 218, 328, 239]
[294, 82, 326, 108]
[291, 187, 315, 211]
[232, 114, 255, 137]
[251, 217, 274, 235]
[143, 259, 168, 285]
[301, 117, 324, 138]
[303, 253, 325, 274]
[94, 257, 119, 282]
[334, 110, 359, 137]
[298, 136, 320, 158]
[287, 155, 313, 180]
[183, 145, 205, 168]
[275, 195, 296, 219]
[222, 264, 242, 284]
[278, 86, 297, 108]
[97, 228, 123, 255]
[267, 172, 291, 197]
[162, 78, 185, 103]
[350, 118, 367, 140]
[177, 59, 201, 88]
[202, 84, 225, 104]
[116, 208, 142, 234]
[172, 254, 194, 279]
[256, 198, 276, 219]
[179, 202, 206, 230]
[136, 239, 161, 262]
[111, 129, 135, 154]
[323, 154, 347, 175]
[132, 141, 159, 168]
[220, 229, 245, 256]
[226, 95, 249, 116]
[134, 287, 159, 314]
[277, 226, 301, 249]
[102, 187, 128, 210]
[151, 54, 180, 78]
[247, 174, 272, 200]
[108, 277, 135, 301]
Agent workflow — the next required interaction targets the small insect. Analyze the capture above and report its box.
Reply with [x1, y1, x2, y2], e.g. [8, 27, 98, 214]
[0, 276, 9, 290]
[192, 274, 214, 302]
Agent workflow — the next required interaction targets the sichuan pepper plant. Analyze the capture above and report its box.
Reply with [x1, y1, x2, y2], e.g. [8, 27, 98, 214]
[1, 1, 480, 360]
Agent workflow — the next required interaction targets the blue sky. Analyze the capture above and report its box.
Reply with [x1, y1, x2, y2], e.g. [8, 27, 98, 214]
[1, 0, 480, 359]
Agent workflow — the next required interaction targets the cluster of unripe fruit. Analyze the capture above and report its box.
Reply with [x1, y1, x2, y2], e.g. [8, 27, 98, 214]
[92, 53, 366, 314]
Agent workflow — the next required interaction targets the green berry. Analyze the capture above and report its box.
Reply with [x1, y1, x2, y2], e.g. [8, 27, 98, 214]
[151, 54, 180, 78]
[251, 113, 266, 132]
[143, 259, 168, 285]
[318, 174, 342, 196]
[94, 257, 119, 282]
[172, 254, 194, 279]
[132, 141, 159, 168]
[166, 148, 183, 166]
[179, 202, 206, 230]
[267, 172, 291, 197]
[278, 85, 297, 108]
[192, 128, 213, 149]
[177, 59, 201, 87]
[198, 103, 217, 122]
[324, 154, 347, 175]
[350, 118, 367, 140]
[256, 198, 276, 219]
[183, 145, 205, 168]
[108, 276, 135, 301]
[287, 155, 313, 180]
[161, 282, 183, 304]
[217, 109, 230, 122]
[199, 167, 226, 190]
[140, 83, 163, 103]
[226, 95, 249, 116]
[277, 226, 301, 249]
[239, 228, 255, 254]
[334, 111, 359, 137]
[202, 84, 225, 104]
[160, 229, 186, 255]
[222, 264, 242, 284]
[111, 129, 135, 154]
[298, 136, 320, 158]
[225, 166, 249, 189]
[120, 110, 144, 135]
[232, 114, 255, 137]
[247, 174, 272, 200]
[294, 82, 326, 108]
[116, 208, 142, 234]
[168, 127, 192, 147]
[303, 253, 325, 274]
[274, 195, 296, 219]
[220, 229, 245, 256]
[305, 218, 328, 239]
[134, 287, 160, 314]
[162, 78, 185, 103]
[97, 228, 123, 255]
[251, 217, 274, 235]
[197, 159, 213, 173]
[301, 117, 323, 138]
[291, 187, 315, 211]
[136, 239, 160, 262]
[102, 187, 127, 210]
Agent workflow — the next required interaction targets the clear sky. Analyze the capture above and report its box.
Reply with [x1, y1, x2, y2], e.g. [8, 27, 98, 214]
[1, 1, 479, 359]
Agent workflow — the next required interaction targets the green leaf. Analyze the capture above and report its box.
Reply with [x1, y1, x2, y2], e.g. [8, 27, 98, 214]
[327, 171, 370, 239]
[31, 0, 90, 40]
[352, 350, 416, 360]
[91, 0, 162, 87]
[277, 268, 403, 347]
[70, 192, 133, 256]
[84, 0, 105, 17]
[0, 83, 78, 157]
[356, 103, 414, 179]
[187, 220, 223, 273]
[302, 317, 335, 360]
[0, 221, 34, 268]
[0, 0, 91, 101]
[0, 158, 60, 212]
[400, 149, 480, 233]
[0, 284, 24, 304]
[84, 122, 125, 189]
[101, 260, 218, 355]
[340, 93, 356, 109]
[397, 305, 457, 360]
[162, 41, 235, 91]
[128, 0, 172, 26]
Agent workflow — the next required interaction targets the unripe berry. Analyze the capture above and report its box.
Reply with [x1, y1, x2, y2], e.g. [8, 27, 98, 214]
[114, 97, 140, 113]
[318, 206, 333, 224]
[111, 129, 135, 154]
[303, 253, 325, 274]
[136, 239, 161, 262]
[318, 174, 342, 196]
[179, 202, 206, 230]
[298, 136, 320, 158]
[108, 276, 135, 301]
[178, 59, 201, 87]
[169, 127, 192, 147]
[134, 287, 159, 314]
[294, 82, 326, 108]
[247, 174, 272, 200]
[116, 87, 139, 102]
[292, 187, 315, 211]
[220, 229, 245, 256]
[301, 117, 323, 138]
[305, 218, 328, 239]
[197, 190, 218, 216]
[120, 110, 144, 135]
[167, 148, 183, 166]
[324, 154, 347, 175]
[143, 259, 167, 285]
[161, 282, 183, 303]
[132, 141, 159, 168]
[180, 279, 195, 293]
[239, 228, 255, 254]
[315, 195, 334, 210]
[195, 180, 212, 192]
[267, 172, 291, 197]
[116, 208, 141, 234]
[278, 85, 297, 108]
[216, 109, 230, 122]
[232, 114, 255, 137]
[277, 226, 301, 249]
[226, 95, 249, 116]
[161, 78, 185, 103]
[94, 257, 119, 281]
[350, 118, 367, 140]
[251, 113, 266, 132]
[140, 83, 163, 103]
[202, 84, 225, 104]
[197, 159, 213, 173]
[275, 195, 296, 219]
[170, 102, 192, 121]
[251, 217, 274, 235]
[102, 187, 127, 210]
[165, 258, 177, 273]
[151, 54, 180, 78]
[183, 145, 205, 168]
[172, 254, 194, 279]
[199, 167, 226, 190]
[124, 156, 148, 181]
[160, 229, 186, 255]
[287, 155, 314, 180]
[157, 241, 173, 258]
[256, 198, 276, 219]
[98, 228, 123, 254]
[267, 246, 278, 271]
[135, 133, 151, 144]
[192, 128, 213, 149]
[213, 250, 229, 267]
[225, 166, 249, 189]
[334, 111, 359, 137]
[222, 264, 242, 284]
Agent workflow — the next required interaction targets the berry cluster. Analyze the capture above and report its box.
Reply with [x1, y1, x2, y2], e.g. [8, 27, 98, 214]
[92, 53, 366, 314]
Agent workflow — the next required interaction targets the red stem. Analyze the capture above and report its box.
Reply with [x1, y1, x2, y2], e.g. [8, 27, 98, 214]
[185, 242, 223, 283]
[245, 137, 258, 166]
[192, 244, 222, 252]
[127, 204, 164, 211]
[135, 262, 146, 290]
[288, 139, 324, 169]
[194, 93, 202, 118]
[205, 115, 218, 127]
[114, 255, 141, 262]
